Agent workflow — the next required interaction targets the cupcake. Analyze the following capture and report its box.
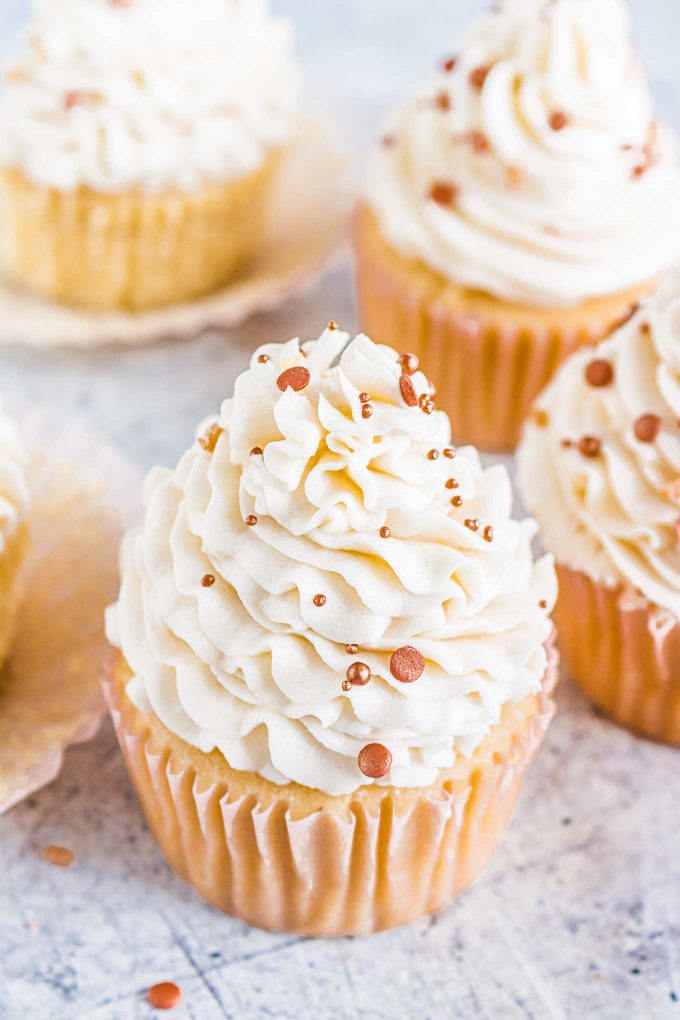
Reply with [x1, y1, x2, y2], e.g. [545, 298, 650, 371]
[105, 326, 558, 934]
[0, 0, 300, 311]
[0, 402, 30, 666]
[518, 270, 680, 747]
[355, 0, 680, 451]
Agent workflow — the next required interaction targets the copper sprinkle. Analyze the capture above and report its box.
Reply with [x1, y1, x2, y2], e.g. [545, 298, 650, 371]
[379, 526, 391, 538]
[434, 90, 451, 111]
[277, 366, 310, 393]
[443, 447, 456, 459]
[578, 436, 601, 458]
[634, 413, 662, 443]
[245, 515, 257, 527]
[442, 55, 457, 72]
[201, 574, 215, 588]
[359, 392, 371, 404]
[327, 320, 338, 331]
[428, 449, 440, 460]
[41, 845, 75, 868]
[147, 982, 182, 1011]
[445, 478, 459, 489]
[428, 181, 458, 207]
[250, 446, 263, 456]
[549, 110, 569, 131]
[469, 65, 491, 90]
[451, 495, 463, 507]
[345, 644, 358, 655]
[465, 518, 480, 532]
[358, 743, 392, 779]
[483, 525, 494, 543]
[342, 680, 353, 692]
[313, 594, 326, 607]
[346, 662, 371, 686]
[397, 352, 419, 374]
[361, 404, 374, 419]
[390, 646, 426, 683]
[399, 374, 418, 407]
[257, 353, 270, 363]
[585, 359, 614, 388]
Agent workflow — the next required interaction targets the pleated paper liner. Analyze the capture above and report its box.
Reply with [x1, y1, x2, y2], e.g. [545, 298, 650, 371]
[0, 412, 140, 813]
[354, 203, 654, 452]
[0, 116, 348, 349]
[555, 564, 680, 747]
[104, 641, 558, 936]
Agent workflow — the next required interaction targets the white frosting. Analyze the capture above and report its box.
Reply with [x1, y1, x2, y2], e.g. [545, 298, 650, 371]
[519, 269, 680, 616]
[107, 329, 556, 795]
[0, 402, 30, 556]
[0, 0, 301, 192]
[365, 0, 680, 308]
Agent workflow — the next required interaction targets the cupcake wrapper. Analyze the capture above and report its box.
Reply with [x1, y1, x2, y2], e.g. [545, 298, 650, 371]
[104, 643, 558, 936]
[555, 565, 680, 746]
[354, 204, 650, 451]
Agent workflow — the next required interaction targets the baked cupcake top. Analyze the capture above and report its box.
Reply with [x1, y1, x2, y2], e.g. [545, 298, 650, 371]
[364, 0, 680, 308]
[0, 0, 300, 193]
[107, 327, 555, 795]
[519, 270, 680, 615]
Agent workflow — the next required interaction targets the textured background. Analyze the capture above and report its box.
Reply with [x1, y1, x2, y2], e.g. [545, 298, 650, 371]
[1, 2, 680, 1018]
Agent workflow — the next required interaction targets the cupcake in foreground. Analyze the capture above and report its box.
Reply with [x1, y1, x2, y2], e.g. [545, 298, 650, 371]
[105, 326, 558, 935]
[518, 270, 680, 746]
[0, 402, 30, 666]
[0, 0, 300, 311]
[355, 0, 680, 451]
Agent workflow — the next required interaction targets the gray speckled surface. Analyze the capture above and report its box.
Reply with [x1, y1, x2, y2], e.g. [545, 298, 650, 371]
[1, 2, 680, 1018]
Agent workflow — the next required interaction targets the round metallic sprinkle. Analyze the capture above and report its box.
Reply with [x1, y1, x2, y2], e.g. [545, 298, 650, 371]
[451, 495, 463, 507]
[483, 525, 494, 543]
[346, 662, 370, 686]
[342, 680, 353, 692]
[147, 983, 181, 1011]
[445, 478, 459, 489]
[634, 413, 662, 443]
[421, 398, 435, 415]
[469, 64, 491, 90]
[539, 599, 548, 609]
[442, 55, 457, 72]
[201, 574, 215, 588]
[398, 352, 419, 375]
[578, 436, 601, 458]
[359, 392, 371, 404]
[428, 449, 440, 460]
[379, 526, 391, 538]
[358, 743, 392, 779]
[361, 404, 374, 419]
[465, 518, 480, 531]
[250, 446, 263, 456]
[434, 90, 451, 111]
[245, 515, 257, 527]
[257, 353, 270, 363]
[327, 320, 338, 331]
[549, 110, 569, 131]
[313, 594, 326, 607]
[390, 645, 426, 683]
[443, 447, 456, 459]
[345, 644, 358, 655]
[585, 359, 614, 388]
[399, 374, 418, 407]
[277, 366, 310, 393]
[428, 181, 457, 207]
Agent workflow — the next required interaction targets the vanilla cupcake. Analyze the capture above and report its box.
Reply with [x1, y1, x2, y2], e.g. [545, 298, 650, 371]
[518, 270, 680, 746]
[0, 0, 300, 311]
[0, 403, 30, 666]
[355, 0, 680, 451]
[105, 326, 558, 935]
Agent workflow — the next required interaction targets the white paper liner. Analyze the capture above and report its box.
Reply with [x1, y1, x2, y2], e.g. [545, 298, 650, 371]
[0, 408, 140, 812]
[0, 116, 349, 350]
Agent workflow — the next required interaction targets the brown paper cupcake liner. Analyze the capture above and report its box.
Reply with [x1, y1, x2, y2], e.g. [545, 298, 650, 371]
[0, 410, 139, 813]
[104, 640, 558, 936]
[354, 203, 653, 451]
[555, 564, 680, 747]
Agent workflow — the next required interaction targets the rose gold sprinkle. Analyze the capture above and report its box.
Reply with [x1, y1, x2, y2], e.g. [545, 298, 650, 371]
[640, 321, 651, 336]
[533, 408, 549, 428]
[483, 525, 494, 543]
[201, 574, 215, 588]
[198, 423, 223, 453]
[245, 515, 257, 527]
[379, 526, 391, 538]
[257, 353, 270, 363]
[549, 110, 569, 131]
[443, 447, 456, 459]
[277, 366, 310, 393]
[428, 181, 458, 207]
[359, 392, 371, 404]
[399, 374, 418, 407]
[420, 397, 435, 415]
[346, 662, 370, 686]
[442, 55, 457, 72]
[397, 352, 419, 374]
[434, 90, 451, 111]
[445, 478, 459, 489]
[41, 845, 75, 868]
[578, 436, 601, 458]
[539, 599, 548, 609]
[342, 680, 353, 692]
[634, 413, 662, 443]
[469, 65, 491, 90]
[428, 449, 440, 460]
[451, 495, 463, 507]
[147, 982, 181, 1011]
[361, 404, 374, 419]
[345, 644, 358, 655]
[468, 130, 491, 153]
[585, 359, 614, 388]
[358, 743, 392, 779]
[390, 646, 426, 683]
[250, 446, 263, 456]
[327, 320, 338, 331]
[313, 594, 326, 607]
[464, 518, 479, 532]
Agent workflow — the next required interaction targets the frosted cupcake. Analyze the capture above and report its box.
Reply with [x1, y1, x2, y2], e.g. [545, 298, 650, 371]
[519, 270, 680, 746]
[105, 326, 558, 934]
[0, 402, 30, 666]
[0, 0, 300, 311]
[355, 0, 680, 451]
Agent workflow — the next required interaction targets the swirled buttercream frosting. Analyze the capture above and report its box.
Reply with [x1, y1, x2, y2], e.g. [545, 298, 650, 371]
[519, 269, 680, 616]
[0, 0, 301, 192]
[364, 0, 680, 308]
[107, 328, 556, 794]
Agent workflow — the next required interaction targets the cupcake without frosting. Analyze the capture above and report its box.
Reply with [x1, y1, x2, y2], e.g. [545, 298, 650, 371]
[355, 0, 680, 450]
[0, 0, 301, 310]
[105, 326, 558, 934]
[518, 269, 680, 746]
